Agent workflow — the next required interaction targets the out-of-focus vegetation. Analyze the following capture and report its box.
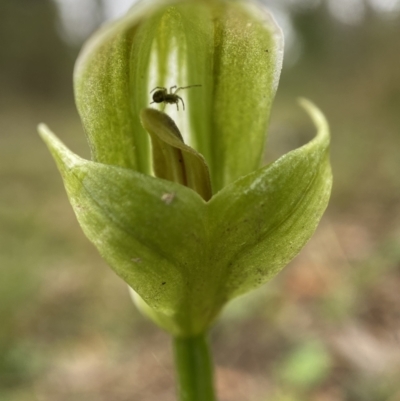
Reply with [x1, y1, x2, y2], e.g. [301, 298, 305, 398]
[0, 1, 399, 400]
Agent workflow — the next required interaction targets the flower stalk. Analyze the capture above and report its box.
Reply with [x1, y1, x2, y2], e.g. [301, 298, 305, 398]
[173, 333, 216, 401]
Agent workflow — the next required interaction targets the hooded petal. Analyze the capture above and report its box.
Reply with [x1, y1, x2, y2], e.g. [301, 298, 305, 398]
[74, 0, 283, 189]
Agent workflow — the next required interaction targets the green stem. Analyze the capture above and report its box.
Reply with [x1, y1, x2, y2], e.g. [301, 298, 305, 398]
[173, 333, 217, 401]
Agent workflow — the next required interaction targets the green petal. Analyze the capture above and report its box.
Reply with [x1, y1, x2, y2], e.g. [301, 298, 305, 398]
[38, 124, 208, 335]
[73, 1, 163, 173]
[208, 99, 332, 299]
[207, 0, 283, 191]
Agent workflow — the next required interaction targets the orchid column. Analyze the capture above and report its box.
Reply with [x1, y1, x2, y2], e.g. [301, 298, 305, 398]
[39, 0, 332, 399]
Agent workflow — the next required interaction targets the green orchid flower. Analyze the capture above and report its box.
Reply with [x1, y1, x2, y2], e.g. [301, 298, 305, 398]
[38, 0, 331, 398]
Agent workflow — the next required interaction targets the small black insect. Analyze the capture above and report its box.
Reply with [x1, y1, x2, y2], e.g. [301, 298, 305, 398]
[150, 85, 201, 111]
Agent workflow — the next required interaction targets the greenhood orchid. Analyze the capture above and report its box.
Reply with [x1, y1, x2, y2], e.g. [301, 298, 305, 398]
[38, 0, 332, 338]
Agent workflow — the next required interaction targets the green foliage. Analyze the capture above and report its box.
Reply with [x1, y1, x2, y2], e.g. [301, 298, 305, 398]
[278, 340, 332, 389]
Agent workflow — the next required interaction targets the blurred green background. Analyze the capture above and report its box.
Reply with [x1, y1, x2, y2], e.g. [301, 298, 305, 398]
[1, 1, 399, 400]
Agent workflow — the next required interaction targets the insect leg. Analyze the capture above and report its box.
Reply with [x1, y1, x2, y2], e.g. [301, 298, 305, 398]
[177, 96, 185, 111]
[169, 85, 177, 93]
[150, 86, 167, 93]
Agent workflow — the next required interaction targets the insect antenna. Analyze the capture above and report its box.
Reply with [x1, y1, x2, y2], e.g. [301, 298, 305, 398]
[173, 84, 202, 94]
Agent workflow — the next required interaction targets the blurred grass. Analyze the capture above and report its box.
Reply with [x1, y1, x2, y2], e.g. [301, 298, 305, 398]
[1, 1, 400, 401]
